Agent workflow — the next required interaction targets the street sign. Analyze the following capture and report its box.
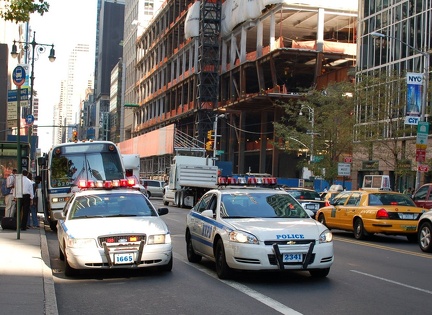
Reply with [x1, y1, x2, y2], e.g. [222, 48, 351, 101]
[418, 165, 429, 172]
[7, 89, 29, 106]
[344, 156, 352, 163]
[25, 114, 35, 125]
[416, 148, 426, 162]
[12, 65, 26, 87]
[338, 163, 351, 176]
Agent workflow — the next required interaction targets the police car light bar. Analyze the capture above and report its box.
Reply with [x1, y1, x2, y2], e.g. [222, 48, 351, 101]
[217, 176, 277, 186]
[77, 177, 137, 190]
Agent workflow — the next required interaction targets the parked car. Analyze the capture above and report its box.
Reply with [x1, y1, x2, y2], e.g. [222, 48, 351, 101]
[417, 210, 432, 252]
[141, 179, 166, 198]
[54, 179, 172, 277]
[185, 186, 334, 279]
[316, 190, 428, 242]
[412, 183, 432, 209]
[283, 187, 326, 218]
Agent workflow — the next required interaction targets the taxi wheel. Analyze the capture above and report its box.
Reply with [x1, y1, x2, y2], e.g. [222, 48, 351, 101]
[186, 232, 202, 263]
[309, 268, 330, 278]
[419, 221, 432, 252]
[318, 213, 326, 226]
[353, 218, 368, 240]
[215, 239, 232, 279]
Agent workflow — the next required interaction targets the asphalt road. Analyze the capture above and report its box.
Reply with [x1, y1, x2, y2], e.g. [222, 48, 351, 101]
[46, 198, 432, 315]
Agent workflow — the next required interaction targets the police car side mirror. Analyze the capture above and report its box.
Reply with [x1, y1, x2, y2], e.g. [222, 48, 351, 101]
[52, 212, 65, 221]
[201, 209, 214, 218]
[158, 208, 169, 216]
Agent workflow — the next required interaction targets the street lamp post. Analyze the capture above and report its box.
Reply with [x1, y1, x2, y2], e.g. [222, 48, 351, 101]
[11, 31, 56, 160]
[299, 104, 315, 162]
[371, 31, 430, 189]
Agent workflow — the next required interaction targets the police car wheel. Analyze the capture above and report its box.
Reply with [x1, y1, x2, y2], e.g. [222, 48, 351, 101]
[186, 232, 202, 263]
[309, 268, 330, 278]
[215, 239, 232, 279]
[159, 256, 173, 272]
[59, 246, 64, 261]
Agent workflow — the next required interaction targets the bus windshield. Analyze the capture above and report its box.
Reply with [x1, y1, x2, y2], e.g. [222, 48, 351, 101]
[50, 151, 124, 187]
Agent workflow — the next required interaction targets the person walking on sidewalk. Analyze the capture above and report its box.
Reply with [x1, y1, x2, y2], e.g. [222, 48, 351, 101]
[20, 170, 34, 231]
[5, 168, 17, 217]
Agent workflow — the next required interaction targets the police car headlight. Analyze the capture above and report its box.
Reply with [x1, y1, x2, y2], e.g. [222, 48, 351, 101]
[319, 229, 333, 243]
[229, 231, 259, 244]
[147, 233, 171, 244]
[67, 238, 96, 248]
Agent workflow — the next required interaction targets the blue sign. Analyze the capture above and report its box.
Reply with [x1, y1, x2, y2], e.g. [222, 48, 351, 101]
[13, 66, 26, 87]
[25, 114, 35, 125]
[7, 89, 29, 102]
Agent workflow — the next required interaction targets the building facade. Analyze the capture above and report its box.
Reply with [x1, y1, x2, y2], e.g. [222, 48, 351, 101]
[118, 0, 358, 178]
[354, 0, 432, 191]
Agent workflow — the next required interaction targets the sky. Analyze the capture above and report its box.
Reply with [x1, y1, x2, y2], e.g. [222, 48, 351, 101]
[29, 0, 97, 152]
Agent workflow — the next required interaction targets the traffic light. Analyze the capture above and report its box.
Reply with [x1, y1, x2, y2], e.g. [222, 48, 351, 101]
[72, 129, 78, 142]
[206, 140, 214, 151]
[207, 130, 213, 140]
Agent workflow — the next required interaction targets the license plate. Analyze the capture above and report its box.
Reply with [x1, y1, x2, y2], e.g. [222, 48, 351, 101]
[283, 253, 303, 262]
[305, 204, 317, 210]
[400, 213, 414, 220]
[114, 253, 134, 264]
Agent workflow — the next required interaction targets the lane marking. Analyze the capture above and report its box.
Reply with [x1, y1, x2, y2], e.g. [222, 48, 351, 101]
[173, 252, 303, 315]
[334, 236, 432, 258]
[351, 270, 432, 295]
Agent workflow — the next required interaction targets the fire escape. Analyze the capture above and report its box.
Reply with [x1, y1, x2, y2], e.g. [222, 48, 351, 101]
[195, 0, 222, 142]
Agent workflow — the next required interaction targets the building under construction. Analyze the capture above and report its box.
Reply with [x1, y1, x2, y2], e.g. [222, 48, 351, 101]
[118, 0, 358, 179]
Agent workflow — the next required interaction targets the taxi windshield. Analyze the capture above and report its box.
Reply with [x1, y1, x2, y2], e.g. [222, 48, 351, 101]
[220, 193, 309, 218]
[69, 194, 156, 219]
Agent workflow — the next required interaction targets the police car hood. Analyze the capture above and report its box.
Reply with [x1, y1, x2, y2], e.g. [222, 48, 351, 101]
[226, 218, 326, 240]
[64, 217, 169, 237]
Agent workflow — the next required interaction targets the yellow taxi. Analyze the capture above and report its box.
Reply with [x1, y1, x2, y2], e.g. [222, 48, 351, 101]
[315, 190, 428, 242]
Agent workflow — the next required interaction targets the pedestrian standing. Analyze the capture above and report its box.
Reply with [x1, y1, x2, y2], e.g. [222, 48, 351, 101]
[20, 170, 34, 231]
[5, 168, 17, 217]
[30, 175, 41, 228]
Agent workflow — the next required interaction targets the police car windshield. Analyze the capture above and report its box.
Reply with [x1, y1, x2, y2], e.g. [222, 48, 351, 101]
[221, 193, 309, 218]
[69, 194, 156, 219]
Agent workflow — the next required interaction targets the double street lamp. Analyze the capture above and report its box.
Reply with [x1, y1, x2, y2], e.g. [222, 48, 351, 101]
[10, 31, 56, 158]
[299, 104, 315, 162]
[371, 31, 430, 189]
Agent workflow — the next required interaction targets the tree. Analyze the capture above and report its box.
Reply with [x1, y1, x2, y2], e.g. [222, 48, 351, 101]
[274, 81, 355, 184]
[0, 0, 49, 23]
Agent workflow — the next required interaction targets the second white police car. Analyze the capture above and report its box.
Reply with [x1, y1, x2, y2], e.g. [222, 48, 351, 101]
[185, 185, 334, 279]
[55, 178, 172, 277]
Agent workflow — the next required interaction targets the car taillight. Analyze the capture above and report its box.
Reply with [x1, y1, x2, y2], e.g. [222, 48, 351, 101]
[376, 208, 389, 219]
[325, 200, 330, 206]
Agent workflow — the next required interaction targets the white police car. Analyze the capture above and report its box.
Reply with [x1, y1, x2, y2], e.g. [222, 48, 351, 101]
[54, 178, 172, 277]
[185, 187, 334, 279]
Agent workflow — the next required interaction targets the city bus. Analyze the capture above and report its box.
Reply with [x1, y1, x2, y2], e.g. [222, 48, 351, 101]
[38, 141, 125, 230]
[0, 142, 30, 210]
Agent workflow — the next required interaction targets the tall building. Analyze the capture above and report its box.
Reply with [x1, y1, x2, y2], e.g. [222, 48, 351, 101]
[118, 0, 358, 178]
[354, 1, 432, 190]
[53, 44, 92, 144]
[94, 0, 125, 140]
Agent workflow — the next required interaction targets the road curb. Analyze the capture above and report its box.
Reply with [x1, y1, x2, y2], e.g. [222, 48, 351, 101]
[40, 225, 59, 315]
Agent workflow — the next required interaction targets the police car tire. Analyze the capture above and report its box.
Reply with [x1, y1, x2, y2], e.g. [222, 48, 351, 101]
[309, 268, 330, 278]
[64, 252, 78, 277]
[159, 256, 173, 272]
[59, 246, 64, 261]
[186, 233, 202, 263]
[215, 239, 232, 279]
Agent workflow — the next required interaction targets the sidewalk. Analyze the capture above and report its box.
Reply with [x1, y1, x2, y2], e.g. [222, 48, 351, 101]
[0, 217, 58, 315]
